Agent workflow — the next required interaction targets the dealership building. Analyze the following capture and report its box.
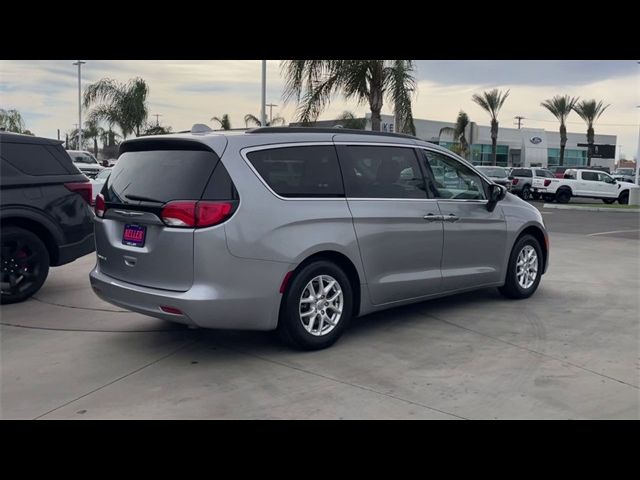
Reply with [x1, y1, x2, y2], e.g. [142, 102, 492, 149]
[296, 114, 618, 169]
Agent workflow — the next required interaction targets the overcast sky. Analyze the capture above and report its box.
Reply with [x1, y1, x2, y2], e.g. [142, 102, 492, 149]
[1, 60, 638, 158]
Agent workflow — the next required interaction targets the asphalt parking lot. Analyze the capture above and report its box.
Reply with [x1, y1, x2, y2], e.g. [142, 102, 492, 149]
[1, 205, 638, 419]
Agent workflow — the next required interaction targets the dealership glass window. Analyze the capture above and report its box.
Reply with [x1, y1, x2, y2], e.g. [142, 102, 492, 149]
[469, 144, 509, 167]
[547, 148, 587, 167]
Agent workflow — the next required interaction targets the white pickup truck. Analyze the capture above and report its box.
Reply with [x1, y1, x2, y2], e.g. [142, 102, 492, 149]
[542, 169, 639, 204]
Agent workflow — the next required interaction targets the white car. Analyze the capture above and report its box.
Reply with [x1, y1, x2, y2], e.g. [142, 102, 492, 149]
[66, 150, 104, 178]
[544, 168, 639, 204]
[89, 167, 112, 205]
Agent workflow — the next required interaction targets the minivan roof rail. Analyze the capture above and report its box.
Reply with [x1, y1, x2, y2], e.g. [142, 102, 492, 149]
[246, 126, 420, 140]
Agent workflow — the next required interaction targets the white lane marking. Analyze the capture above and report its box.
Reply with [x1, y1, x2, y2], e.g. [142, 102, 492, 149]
[586, 229, 640, 237]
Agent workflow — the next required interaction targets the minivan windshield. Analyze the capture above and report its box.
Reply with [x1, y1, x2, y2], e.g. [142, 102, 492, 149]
[103, 150, 219, 204]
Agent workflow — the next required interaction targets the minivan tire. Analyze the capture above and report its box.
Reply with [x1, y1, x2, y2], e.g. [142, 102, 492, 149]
[278, 260, 353, 350]
[498, 234, 543, 300]
[1, 226, 50, 304]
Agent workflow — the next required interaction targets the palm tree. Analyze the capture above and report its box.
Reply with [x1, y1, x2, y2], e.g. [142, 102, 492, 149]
[142, 123, 173, 136]
[211, 114, 232, 130]
[100, 127, 120, 149]
[83, 119, 103, 157]
[334, 111, 367, 129]
[440, 111, 470, 159]
[573, 99, 610, 167]
[471, 89, 510, 165]
[83, 77, 150, 138]
[0, 108, 27, 133]
[540, 95, 579, 167]
[281, 60, 416, 133]
[244, 114, 286, 127]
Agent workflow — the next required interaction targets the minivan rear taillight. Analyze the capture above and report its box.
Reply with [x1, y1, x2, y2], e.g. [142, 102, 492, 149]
[95, 193, 106, 218]
[161, 201, 234, 228]
[64, 181, 92, 205]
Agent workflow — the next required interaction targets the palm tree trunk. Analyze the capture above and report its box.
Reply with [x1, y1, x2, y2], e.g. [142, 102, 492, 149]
[491, 119, 498, 166]
[94, 138, 98, 157]
[559, 127, 566, 166]
[369, 62, 384, 132]
[586, 126, 594, 166]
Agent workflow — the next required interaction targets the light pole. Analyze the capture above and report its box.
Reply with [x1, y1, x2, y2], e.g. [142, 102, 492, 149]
[73, 60, 86, 150]
[261, 60, 267, 127]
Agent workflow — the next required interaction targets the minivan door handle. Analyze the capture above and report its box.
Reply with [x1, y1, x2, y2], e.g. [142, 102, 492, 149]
[423, 214, 443, 222]
[443, 214, 460, 222]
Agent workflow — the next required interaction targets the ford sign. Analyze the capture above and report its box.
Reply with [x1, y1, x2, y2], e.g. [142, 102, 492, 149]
[530, 136, 542, 144]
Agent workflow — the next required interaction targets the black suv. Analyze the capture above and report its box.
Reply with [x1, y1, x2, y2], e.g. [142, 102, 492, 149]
[0, 132, 95, 304]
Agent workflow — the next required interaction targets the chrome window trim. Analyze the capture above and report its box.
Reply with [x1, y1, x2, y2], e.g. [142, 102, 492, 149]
[240, 141, 493, 203]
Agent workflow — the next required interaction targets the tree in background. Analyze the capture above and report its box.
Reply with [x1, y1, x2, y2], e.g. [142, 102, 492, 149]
[0, 108, 33, 134]
[142, 123, 173, 136]
[281, 60, 416, 133]
[211, 114, 232, 130]
[334, 111, 367, 129]
[244, 113, 285, 127]
[540, 95, 579, 167]
[83, 77, 150, 138]
[572, 99, 610, 167]
[440, 111, 470, 159]
[471, 89, 510, 166]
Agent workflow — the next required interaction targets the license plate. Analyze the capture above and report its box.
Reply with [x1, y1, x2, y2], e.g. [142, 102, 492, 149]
[122, 224, 146, 247]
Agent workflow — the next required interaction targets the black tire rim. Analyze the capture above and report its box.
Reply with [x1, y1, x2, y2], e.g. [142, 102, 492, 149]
[522, 187, 531, 200]
[1, 238, 43, 297]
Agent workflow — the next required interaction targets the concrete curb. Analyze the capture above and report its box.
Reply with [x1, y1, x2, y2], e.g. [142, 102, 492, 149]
[543, 204, 640, 213]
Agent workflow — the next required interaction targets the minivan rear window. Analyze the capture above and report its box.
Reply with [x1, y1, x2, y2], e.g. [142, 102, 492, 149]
[103, 150, 220, 204]
[246, 146, 343, 198]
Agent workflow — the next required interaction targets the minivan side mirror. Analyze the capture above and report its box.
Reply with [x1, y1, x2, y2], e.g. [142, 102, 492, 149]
[486, 184, 506, 212]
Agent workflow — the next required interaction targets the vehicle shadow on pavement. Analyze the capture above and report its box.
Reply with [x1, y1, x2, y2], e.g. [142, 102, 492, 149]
[194, 287, 509, 354]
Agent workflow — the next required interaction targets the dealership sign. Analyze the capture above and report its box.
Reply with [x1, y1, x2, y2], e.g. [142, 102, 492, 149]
[530, 136, 542, 144]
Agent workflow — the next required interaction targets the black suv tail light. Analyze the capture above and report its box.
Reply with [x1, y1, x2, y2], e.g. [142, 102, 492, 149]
[64, 181, 92, 205]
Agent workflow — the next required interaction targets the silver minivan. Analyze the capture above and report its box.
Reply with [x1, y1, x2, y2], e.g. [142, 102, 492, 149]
[90, 127, 549, 350]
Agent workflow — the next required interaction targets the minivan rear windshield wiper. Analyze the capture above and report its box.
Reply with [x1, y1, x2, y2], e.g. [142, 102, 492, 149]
[124, 194, 164, 203]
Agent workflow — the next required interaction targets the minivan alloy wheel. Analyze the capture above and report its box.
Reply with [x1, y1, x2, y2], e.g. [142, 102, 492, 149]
[516, 245, 538, 289]
[299, 275, 343, 336]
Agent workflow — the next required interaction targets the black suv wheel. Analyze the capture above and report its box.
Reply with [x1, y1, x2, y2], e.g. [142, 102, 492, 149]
[1, 226, 50, 304]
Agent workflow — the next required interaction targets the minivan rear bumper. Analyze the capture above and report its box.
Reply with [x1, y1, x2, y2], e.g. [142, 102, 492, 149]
[89, 259, 291, 330]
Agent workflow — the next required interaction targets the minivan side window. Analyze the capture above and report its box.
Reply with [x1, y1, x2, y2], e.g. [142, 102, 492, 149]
[421, 150, 486, 200]
[246, 146, 343, 198]
[339, 145, 427, 199]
